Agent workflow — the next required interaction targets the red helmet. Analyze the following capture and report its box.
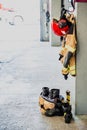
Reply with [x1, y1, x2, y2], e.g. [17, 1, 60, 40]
[51, 18, 69, 36]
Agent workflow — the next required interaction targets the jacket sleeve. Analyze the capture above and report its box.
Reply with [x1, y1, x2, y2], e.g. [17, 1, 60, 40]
[63, 51, 73, 68]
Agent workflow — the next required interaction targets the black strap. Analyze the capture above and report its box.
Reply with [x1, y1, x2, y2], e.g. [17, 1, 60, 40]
[61, 0, 75, 13]
[61, 0, 64, 8]
[71, 0, 75, 9]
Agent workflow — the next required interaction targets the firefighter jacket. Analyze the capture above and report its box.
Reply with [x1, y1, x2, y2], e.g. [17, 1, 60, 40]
[59, 14, 77, 79]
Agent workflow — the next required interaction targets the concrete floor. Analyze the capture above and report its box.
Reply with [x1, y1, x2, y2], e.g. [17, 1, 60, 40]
[0, 41, 87, 130]
[1, 1, 87, 129]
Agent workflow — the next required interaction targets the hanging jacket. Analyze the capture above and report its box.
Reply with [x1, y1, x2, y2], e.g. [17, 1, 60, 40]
[60, 14, 76, 79]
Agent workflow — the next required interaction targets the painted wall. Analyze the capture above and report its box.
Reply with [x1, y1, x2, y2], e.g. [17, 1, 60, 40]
[76, 2, 87, 114]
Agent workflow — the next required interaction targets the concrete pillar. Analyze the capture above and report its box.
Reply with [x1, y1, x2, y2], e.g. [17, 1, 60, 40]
[76, 3, 87, 114]
[40, 0, 50, 41]
[50, 0, 61, 46]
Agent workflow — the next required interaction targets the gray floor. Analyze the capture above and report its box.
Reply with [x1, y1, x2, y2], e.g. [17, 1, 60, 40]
[0, 41, 87, 130]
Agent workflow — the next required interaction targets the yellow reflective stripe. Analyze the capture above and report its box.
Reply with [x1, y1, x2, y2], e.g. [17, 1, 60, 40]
[69, 69, 76, 75]
[70, 65, 75, 70]
[64, 113, 66, 117]
[66, 95, 70, 101]
[70, 70, 76, 75]
[65, 45, 76, 53]
[62, 67, 69, 74]
[69, 65, 76, 75]
[63, 67, 68, 71]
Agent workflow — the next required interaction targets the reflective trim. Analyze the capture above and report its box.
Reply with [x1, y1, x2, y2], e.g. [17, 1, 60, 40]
[69, 65, 76, 75]
[64, 113, 66, 117]
[70, 70, 76, 75]
[65, 45, 76, 53]
[66, 95, 70, 101]
[70, 65, 75, 70]
[63, 67, 68, 71]
[69, 70, 76, 75]
[62, 67, 69, 74]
